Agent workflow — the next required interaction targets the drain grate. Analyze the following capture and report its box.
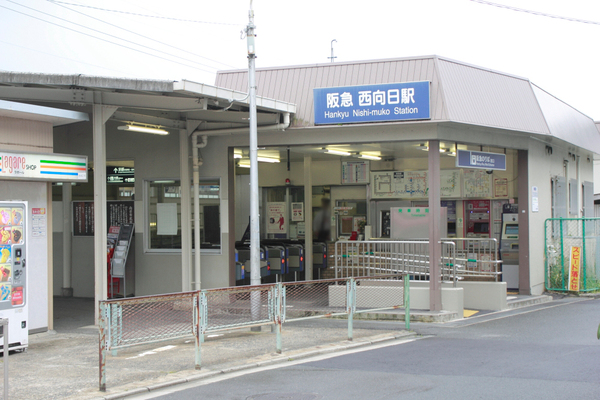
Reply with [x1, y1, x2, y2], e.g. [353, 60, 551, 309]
[246, 393, 321, 400]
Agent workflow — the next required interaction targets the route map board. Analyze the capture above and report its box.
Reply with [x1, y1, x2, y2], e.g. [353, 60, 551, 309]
[463, 170, 492, 198]
[371, 169, 461, 199]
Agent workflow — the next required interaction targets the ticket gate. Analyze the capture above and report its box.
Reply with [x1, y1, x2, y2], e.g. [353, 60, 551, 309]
[235, 245, 271, 284]
[500, 204, 519, 290]
[312, 242, 328, 279]
[263, 244, 287, 276]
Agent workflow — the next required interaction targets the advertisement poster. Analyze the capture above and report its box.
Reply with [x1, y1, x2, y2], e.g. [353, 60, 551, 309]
[494, 178, 508, 198]
[291, 202, 304, 222]
[31, 207, 47, 238]
[267, 202, 286, 234]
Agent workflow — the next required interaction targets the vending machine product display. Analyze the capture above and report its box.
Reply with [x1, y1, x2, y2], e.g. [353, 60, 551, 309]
[0, 201, 28, 351]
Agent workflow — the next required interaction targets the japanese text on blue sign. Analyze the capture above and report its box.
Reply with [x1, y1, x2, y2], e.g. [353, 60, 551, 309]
[313, 81, 430, 125]
[456, 150, 506, 171]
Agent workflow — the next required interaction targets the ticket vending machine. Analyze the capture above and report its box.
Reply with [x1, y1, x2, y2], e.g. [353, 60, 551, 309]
[464, 200, 491, 238]
[500, 204, 519, 290]
[0, 202, 28, 351]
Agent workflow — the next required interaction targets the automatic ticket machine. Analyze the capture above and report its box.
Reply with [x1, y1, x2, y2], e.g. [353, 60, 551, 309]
[500, 204, 519, 290]
[464, 200, 491, 238]
[0, 202, 28, 351]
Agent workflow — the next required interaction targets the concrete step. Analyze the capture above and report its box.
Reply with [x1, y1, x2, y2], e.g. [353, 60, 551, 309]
[506, 294, 552, 310]
[349, 310, 460, 323]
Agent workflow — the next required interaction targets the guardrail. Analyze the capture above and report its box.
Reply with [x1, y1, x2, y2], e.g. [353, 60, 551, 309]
[98, 274, 409, 391]
[334, 239, 501, 284]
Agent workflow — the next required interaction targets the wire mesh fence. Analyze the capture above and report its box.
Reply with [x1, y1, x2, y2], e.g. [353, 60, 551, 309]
[545, 218, 600, 292]
[98, 274, 409, 391]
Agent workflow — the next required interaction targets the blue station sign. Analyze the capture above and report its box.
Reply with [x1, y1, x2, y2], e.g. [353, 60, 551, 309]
[456, 150, 506, 171]
[313, 81, 430, 125]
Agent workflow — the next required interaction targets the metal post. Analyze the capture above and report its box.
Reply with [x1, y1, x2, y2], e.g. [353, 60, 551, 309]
[62, 183, 73, 297]
[98, 303, 107, 392]
[582, 218, 587, 291]
[428, 140, 442, 311]
[1, 319, 8, 400]
[404, 274, 410, 330]
[192, 134, 201, 291]
[275, 283, 283, 354]
[194, 293, 201, 369]
[304, 155, 313, 280]
[180, 127, 193, 292]
[347, 278, 355, 341]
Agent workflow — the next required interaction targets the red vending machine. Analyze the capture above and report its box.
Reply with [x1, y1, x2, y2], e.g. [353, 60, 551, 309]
[464, 200, 491, 238]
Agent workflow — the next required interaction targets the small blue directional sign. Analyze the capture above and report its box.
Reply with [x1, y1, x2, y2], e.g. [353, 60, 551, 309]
[456, 150, 506, 171]
[313, 81, 430, 125]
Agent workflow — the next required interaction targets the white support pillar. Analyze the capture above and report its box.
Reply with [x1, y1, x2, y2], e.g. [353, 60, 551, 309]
[62, 183, 73, 297]
[180, 126, 193, 292]
[304, 155, 313, 281]
[93, 103, 117, 321]
[428, 140, 442, 311]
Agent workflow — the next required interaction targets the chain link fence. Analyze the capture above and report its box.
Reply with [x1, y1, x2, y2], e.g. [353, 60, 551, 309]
[545, 218, 600, 292]
[98, 274, 409, 391]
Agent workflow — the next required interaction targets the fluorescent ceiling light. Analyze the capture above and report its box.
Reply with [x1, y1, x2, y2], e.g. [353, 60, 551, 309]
[257, 156, 280, 163]
[359, 154, 381, 160]
[118, 124, 169, 135]
[237, 164, 251, 168]
[233, 153, 243, 159]
[325, 149, 351, 156]
[448, 151, 456, 157]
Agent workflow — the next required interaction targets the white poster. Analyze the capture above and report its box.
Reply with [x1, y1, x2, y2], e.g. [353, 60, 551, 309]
[532, 186, 539, 213]
[291, 202, 304, 222]
[156, 203, 178, 235]
[267, 202, 286, 234]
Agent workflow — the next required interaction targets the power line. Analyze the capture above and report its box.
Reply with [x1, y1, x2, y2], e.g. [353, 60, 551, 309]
[3, 1, 217, 74]
[469, 0, 600, 26]
[0, 4, 216, 74]
[47, 0, 236, 70]
[47, 1, 243, 26]
[0, 39, 132, 76]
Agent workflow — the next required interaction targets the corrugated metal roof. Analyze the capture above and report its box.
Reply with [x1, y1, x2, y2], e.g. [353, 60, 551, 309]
[215, 55, 600, 152]
[215, 56, 447, 127]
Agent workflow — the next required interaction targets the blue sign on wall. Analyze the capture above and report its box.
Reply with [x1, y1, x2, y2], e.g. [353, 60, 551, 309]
[313, 81, 430, 125]
[456, 150, 506, 171]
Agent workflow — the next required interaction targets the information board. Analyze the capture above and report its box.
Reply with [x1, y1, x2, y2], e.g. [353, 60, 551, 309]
[341, 161, 369, 184]
[463, 170, 493, 198]
[371, 169, 462, 199]
[73, 201, 135, 236]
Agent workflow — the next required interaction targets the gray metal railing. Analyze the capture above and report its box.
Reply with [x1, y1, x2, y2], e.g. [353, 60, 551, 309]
[98, 275, 409, 391]
[334, 238, 501, 284]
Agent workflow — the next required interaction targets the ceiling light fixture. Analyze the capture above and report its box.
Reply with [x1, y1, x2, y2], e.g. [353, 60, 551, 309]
[237, 163, 251, 168]
[234, 153, 242, 159]
[358, 153, 382, 160]
[324, 149, 351, 156]
[118, 124, 169, 135]
[257, 156, 280, 163]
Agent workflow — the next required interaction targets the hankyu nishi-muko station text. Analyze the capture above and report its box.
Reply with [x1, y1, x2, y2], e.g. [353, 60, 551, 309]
[327, 87, 415, 110]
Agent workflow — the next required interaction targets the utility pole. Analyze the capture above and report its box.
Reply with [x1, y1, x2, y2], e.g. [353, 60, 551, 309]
[328, 39, 337, 62]
[247, 1, 260, 291]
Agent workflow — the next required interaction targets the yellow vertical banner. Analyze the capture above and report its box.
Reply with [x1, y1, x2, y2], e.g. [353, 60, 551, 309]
[569, 246, 582, 292]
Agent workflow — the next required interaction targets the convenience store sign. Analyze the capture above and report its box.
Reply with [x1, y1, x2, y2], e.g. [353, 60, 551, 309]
[0, 151, 88, 182]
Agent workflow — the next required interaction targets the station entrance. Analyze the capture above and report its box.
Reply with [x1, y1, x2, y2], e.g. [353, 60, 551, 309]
[233, 141, 521, 290]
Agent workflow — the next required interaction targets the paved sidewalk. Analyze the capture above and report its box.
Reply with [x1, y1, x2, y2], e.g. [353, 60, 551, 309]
[0, 298, 412, 400]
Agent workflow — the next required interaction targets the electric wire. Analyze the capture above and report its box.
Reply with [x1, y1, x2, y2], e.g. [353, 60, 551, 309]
[0, 39, 132, 76]
[47, 0, 236, 71]
[0, 4, 216, 74]
[2, 1, 217, 74]
[469, 0, 600, 26]
[47, 0, 242, 26]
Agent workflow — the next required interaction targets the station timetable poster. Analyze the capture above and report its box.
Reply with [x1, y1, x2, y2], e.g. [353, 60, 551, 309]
[72, 201, 134, 236]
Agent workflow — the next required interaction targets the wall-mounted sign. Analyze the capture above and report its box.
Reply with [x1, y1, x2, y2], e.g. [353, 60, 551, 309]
[313, 81, 430, 125]
[73, 201, 135, 236]
[291, 202, 304, 222]
[106, 166, 134, 184]
[0, 151, 87, 182]
[341, 161, 369, 184]
[456, 150, 506, 171]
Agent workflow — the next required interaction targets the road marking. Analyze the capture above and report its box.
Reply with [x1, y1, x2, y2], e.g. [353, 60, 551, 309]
[463, 309, 479, 318]
[127, 336, 431, 399]
[449, 298, 592, 328]
[126, 345, 177, 359]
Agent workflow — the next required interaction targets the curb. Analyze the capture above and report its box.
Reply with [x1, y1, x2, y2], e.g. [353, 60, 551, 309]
[507, 295, 552, 310]
[93, 331, 417, 400]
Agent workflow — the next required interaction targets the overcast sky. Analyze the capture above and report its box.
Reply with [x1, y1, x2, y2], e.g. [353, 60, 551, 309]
[0, 0, 599, 119]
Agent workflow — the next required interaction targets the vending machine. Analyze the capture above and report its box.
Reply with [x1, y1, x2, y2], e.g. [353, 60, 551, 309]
[0, 201, 28, 351]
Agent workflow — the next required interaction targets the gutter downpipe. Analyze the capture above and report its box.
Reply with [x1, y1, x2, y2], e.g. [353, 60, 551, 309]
[191, 133, 208, 290]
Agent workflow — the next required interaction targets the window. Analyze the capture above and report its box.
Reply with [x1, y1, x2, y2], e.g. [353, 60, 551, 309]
[147, 179, 221, 251]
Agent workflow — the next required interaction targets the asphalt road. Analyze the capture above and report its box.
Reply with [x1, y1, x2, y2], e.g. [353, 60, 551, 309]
[134, 296, 600, 400]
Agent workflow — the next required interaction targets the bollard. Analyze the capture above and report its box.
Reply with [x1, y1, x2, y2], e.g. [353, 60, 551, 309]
[347, 278, 356, 341]
[275, 283, 284, 354]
